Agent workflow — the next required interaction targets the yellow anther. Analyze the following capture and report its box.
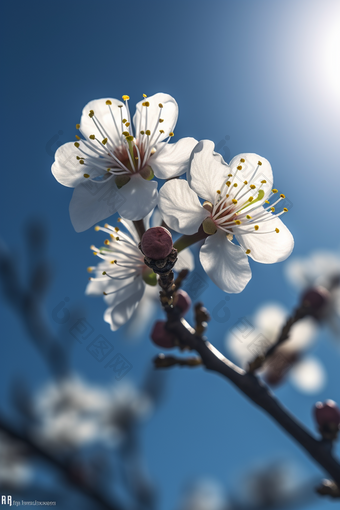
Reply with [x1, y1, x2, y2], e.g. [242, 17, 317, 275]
[283, 207, 288, 212]
[280, 193, 285, 199]
[246, 249, 251, 254]
[116, 236, 120, 240]
[232, 199, 238, 204]
[265, 200, 270, 204]
[235, 220, 241, 225]
[93, 252, 98, 256]
[79, 160, 84, 165]
[226, 181, 231, 187]
[169, 132, 174, 137]
[104, 223, 109, 228]
[158, 103, 163, 108]
[275, 228, 280, 233]
[122, 95, 130, 101]
[107, 168, 111, 172]
[159, 119, 164, 123]
[140, 130, 145, 135]
[258, 161, 262, 166]
[74, 142, 80, 148]
[118, 105, 123, 108]
[146, 130, 151, 136]
[94, 226, 100, 231]
[272, 189, 278, 193]
[87, 267, 93, 273]
[103, 292, 107, 295]
[122, 131, 130, 136]
[104, 239, 110, 245]
[248, 196, 253, 202]
[254, 225, 259, 231]
[226, 194, 229, 198]
[237, 165, 242, 170]
[261, 180, 267, 184]
[75, 135, 80, 140]
[126, 122, 130, 127]
[106, 100, 112, 105]
[76, 156, 81, 160]
[233, 183, 238, 187]
[89, 135, 95, 140]
[76, 124, 80, 129]
[102, 271, 107, 275]
[110, 234, 114, 239]
[126, 135, 134, 141]
[159, 129, 164, 134]
[240, 158, 245, 163]
[102, 138, 108, 145]
[271, 207, 275, 212]
[246, 215, 252, 219]
[89, 110, 94, 118]
[250, 184, 256, 189]
[142, 101, 150, 107]
[114, 227, 119, 232]
[216, 189, 221, 194]
[122, 119, 127, 123]
[228, 174, 233, 177]
[243, 180, 248, 184]
[111, 259, 117, 264]
[143, 94, 147, 98]
[117, 218, 121, 222]
[83, 173, 90, 178]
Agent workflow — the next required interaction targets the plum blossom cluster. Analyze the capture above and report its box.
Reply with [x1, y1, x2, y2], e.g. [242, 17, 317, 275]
[52, 92, 294, 328]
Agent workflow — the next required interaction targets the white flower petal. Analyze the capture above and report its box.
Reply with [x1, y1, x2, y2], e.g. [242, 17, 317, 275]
[200, 231, 252, 293]
[104, 278, 145, 331]
[228, 153, 273, 198]
[116, 175, 158, 220]
[236, 214, 294, 264]
[150, 137, 198, 179]
[80, 98, 127, 148]
[158, 179, 209, 235]
[69, 179, 119, 232]
[188, 140, 230, 202]
[289, 357, 326, 394]
[52, 142, 105, 188]
[176, 248, 195, 272]
[133, 93, 178, 144]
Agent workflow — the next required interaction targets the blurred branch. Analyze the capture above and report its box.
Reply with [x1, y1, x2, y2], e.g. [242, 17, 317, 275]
[0, 414, 124, 510]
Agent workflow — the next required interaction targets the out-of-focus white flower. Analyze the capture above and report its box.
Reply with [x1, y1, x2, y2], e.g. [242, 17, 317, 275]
[180, 479, 227, 510]
[33, 377, 108, 449]
[52, 93, 197, 231]
[86, 213, 194, 331]
[285, 249, 340, 335]
[0, 433, 31, 488]
[159, 140, 294, 293]
[33, 377, 153, 449]
[226, 303, 325, 393]
[100, 382, 152, 445]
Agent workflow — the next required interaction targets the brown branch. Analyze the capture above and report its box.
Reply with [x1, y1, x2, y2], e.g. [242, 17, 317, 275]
[0, 415, 124, 510]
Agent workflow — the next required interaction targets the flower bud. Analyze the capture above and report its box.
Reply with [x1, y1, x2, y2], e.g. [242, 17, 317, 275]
[301, 286, 330, 318]
[174, 289, 191, 316]
[141, 227, 173, 259]
[314, 400, 340, 428]
[150, 320, 176, 348]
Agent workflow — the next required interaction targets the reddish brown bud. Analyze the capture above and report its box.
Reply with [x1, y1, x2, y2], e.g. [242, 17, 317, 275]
[314, 400, 340, 428]
[150, 321, 176, 348]
[141, 227, 173, 259]
[174, 290, 191, 316]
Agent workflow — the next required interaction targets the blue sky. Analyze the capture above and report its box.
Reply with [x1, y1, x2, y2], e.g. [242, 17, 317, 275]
[1, 0, 340, 508]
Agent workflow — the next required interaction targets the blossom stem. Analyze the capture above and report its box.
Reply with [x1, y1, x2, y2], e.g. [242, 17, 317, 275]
[133, 220, 146, 241]
[173, 226, 209, 253]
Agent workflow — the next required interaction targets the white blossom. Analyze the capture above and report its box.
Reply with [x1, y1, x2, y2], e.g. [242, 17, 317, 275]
[158, 140, 294, 293]
[52, 93, 197, 231]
